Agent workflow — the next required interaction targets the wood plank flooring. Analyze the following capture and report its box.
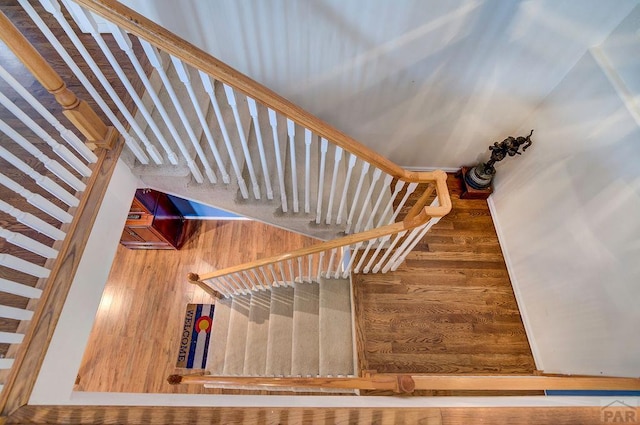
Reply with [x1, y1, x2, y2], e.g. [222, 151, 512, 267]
[353, 174, 537, 395]
[76, 219, 321, 394]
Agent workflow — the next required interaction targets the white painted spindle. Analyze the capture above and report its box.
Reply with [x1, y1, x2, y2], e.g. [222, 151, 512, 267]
[363, 174, 394, 231]
[317, 252, 325, 281]
[336, 154, 357, 225]
[372, 231, 407, 273]
[247, 98, 273, 199]
[65, 3, 165, 164]
[267, 109, 287, 211]
[0, 278, 43, 299]
[0, 227, 58, 259]
[286, 119, 299, 212]
[315, 138, 329, 224]
[353, 168, 382, 233]
[0, 118, 84, 192]
[0, 305, 34, 321]
[0, 254, 49, 278]
[34, 0, 152, 163]
[0, 64, 96, 163]
[0, 332, 23, 344]
[0, 145, 78, 208]
[172, 57, 230, 184]
[326, 248, 337, 278]
[345, 162, 370, 233]
[0, 173, 72, 223]
[0, 199, 65, 241]
[0, 92, 90, 177]
[224, 84, 260, 199]
[108, 24, 180, 165]
[325, 146, 343, 225]
[304, 129, 312, 213]
[139, 40, 207, 183]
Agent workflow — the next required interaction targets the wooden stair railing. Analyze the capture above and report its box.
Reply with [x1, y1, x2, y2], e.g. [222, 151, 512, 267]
[0, 10, 122, 419]
[169, 372, 640, 393]
[189, 173, 450, 297]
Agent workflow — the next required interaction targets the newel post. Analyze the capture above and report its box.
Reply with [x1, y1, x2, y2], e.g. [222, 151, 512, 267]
[187, 273, 222, 299]
[0, 11, 117, 150]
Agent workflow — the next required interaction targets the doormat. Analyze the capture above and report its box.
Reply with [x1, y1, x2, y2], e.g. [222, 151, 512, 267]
[177, 304, 214, 368]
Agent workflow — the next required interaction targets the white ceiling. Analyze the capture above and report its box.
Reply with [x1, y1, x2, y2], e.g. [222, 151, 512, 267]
[121, 0, 639, 168]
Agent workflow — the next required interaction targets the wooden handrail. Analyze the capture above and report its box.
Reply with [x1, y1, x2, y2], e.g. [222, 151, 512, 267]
[72, 0, 447, 185]
[169, 372, 640, 393]
[0, 10, 117, 149]
[197, 203, 434, 282]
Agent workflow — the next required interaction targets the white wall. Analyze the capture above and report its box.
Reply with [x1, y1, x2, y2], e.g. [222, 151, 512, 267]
[490, 31, 640, 376]
[120, 0, 638, 168]
[31, 160, 138, 404]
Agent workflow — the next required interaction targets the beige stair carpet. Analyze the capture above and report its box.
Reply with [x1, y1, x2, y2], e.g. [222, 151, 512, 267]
[291, 281, 320, 376]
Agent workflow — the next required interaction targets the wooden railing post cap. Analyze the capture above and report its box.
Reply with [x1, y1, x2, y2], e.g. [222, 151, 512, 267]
[167, 375, 182, 385]
[187, 272, 200, 282]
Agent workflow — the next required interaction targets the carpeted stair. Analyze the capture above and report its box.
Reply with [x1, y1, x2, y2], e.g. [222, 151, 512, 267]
[205, 277, 355, 392]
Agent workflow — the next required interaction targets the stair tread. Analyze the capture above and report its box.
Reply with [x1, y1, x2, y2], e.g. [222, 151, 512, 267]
[243, 291, 271, 376]
[319, 277, 354, 376]
[222, 294, 251, 375]
[206, 297, 233, 375]
[265, 286, 294, 376]
[291, 281, 320, 376]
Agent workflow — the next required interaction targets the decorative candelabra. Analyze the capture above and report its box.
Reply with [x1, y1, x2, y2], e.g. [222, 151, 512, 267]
[465, 130, 534, 190]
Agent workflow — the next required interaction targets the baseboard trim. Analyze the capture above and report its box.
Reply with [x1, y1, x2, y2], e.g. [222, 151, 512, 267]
[400, 166, 461, 173]
[486, 196, 544, 372]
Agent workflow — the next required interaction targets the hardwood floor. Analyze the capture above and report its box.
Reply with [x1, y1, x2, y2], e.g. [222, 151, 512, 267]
[77, 175, 538, 396]
[76, 219, 321, 394]
[353, 174, 538, 395]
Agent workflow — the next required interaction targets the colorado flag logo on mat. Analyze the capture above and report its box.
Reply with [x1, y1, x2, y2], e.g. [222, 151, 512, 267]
[177, 304, 214, 368]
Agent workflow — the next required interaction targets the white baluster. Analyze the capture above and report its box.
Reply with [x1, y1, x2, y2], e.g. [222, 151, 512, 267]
[286, 119, 298, 212]
[250, 269, 265, 291]
[336, 154, 357, 225]
[315, 138, 328, 224]
[0, 118, 84, 192]
[31, 0, 149, 164]
[297, 257, 303, 283]
[363, 174, 394, 231]
[363, 236, 390, 274]
[0, 145, 77, 207]
[287, 259, 295, 284]
[138, 41, 207, 183]
[307, 254, 313, 283]
[0, 332, 24, 344]
[247, 98, 273, 199]
[258, 266, 272, 289]
[207, 278, 229, 297]
[390, 207, 442, 271]
[218, 276, 236, 295]
[372, 231, 407, 273]
[0, 227, 58, 258]
[0, 199, 65, 241]
[233, 272, 251, 293]
[0, 64, 96, 163]
[108, 24, 179, 165]
[317, 251, 325, 280]
[0, 277, 43, 299]
[373, 180, 406, 229]
[354, 239, 376, 274]
[199, 72, 247, 192]
[0, 358, 14, 370]
[382, 227, 424, 273]
[274, 262, 284, 285]
[267, 109, 287, 211]
[325, 146, 344, 225]
[0, 92, 91, 177]
[224, 84, 260, 199]
[326, 248, 337, 278]
[390, 182, 419, 223]
[0, 173, 72, 223]
[172, 57, 229, 184]
[343, 243, 361, 278]
[268, 264, 279, 287]
[333, 248, 343, 278]
[0, 253, 49, 278]
[353, 168, 382, 233]
[64, 3, 165, 164]
[0, 305, 34, 321]
[345, 162, 370, 233]
[304, 129, 312, 213]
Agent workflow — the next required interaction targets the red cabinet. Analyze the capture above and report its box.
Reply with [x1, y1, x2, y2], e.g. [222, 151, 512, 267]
[120, 189, 186, 250]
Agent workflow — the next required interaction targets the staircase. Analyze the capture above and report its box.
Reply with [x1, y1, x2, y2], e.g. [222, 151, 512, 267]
[205, 278, 355, 391]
